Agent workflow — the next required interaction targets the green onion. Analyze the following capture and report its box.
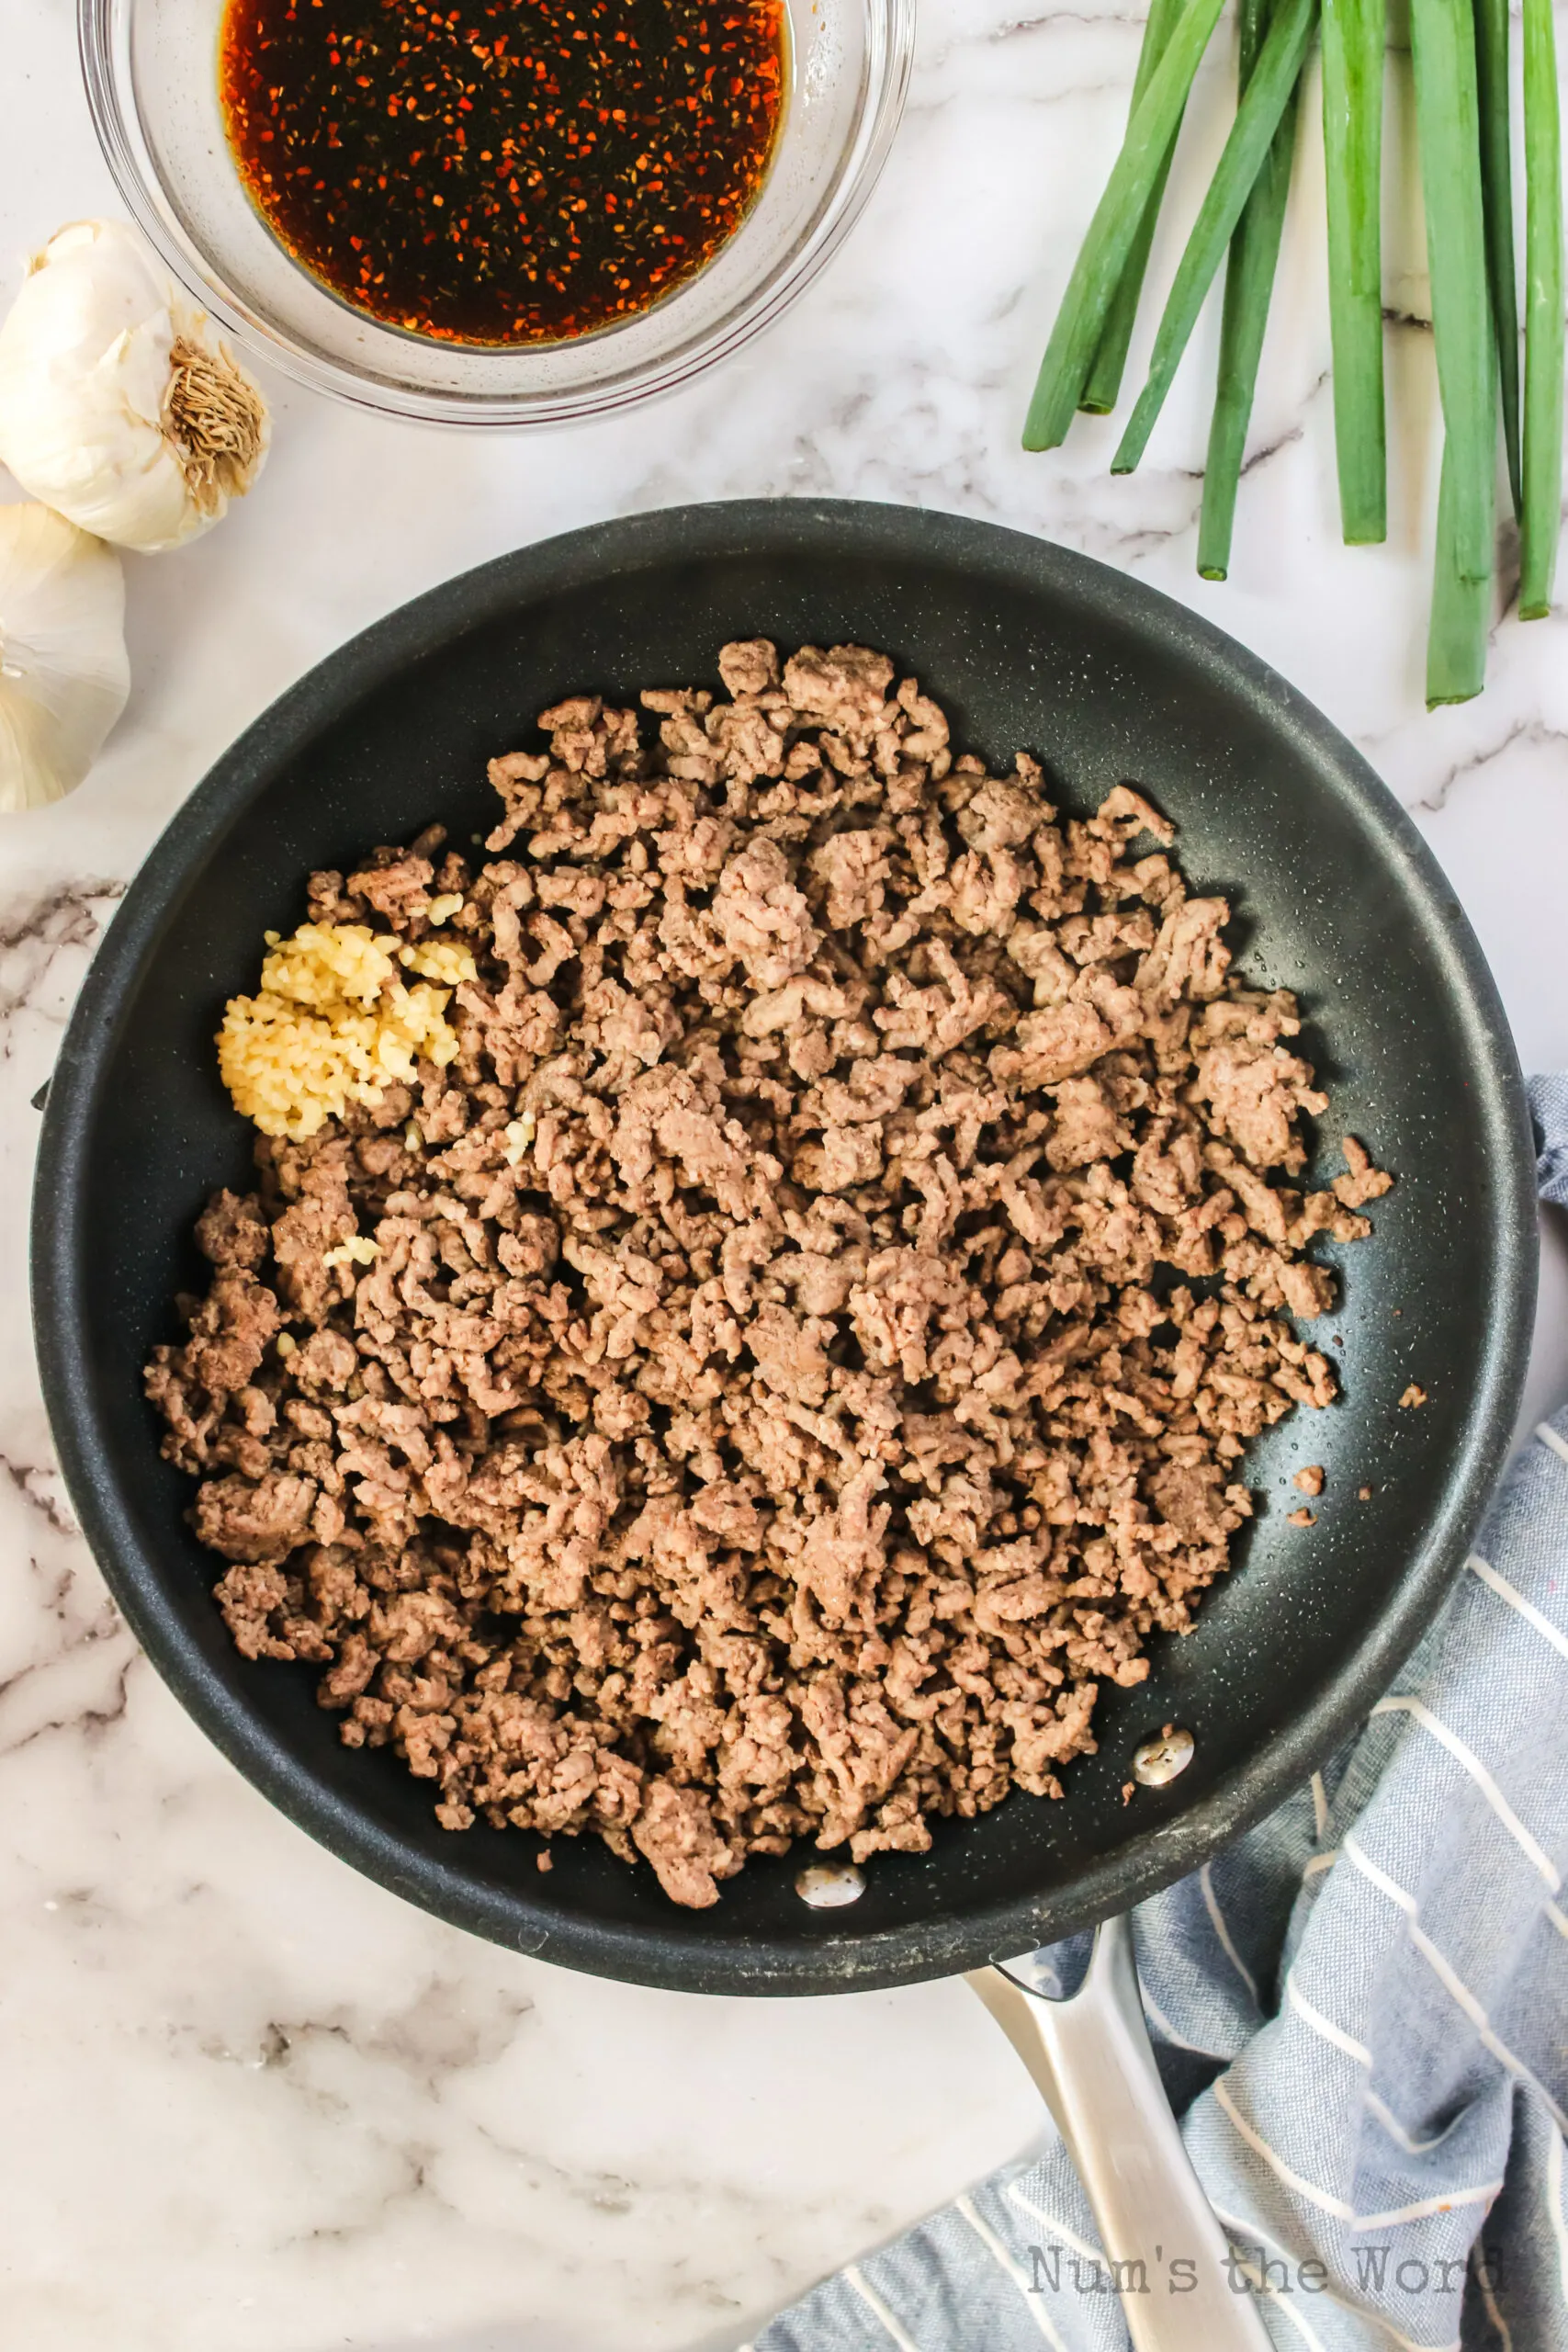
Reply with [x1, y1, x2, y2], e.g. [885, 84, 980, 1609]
[1473, 0, 1522, 515]
[1409, 0, 1495, 592]
[1427, 438, 1491, 703]
[1519, 0, 1562, 617]
[1321, 0, 1387, 541]
[1022, 0, 1229, 451]
[1080, 0, 1190, 414]
[1197, 0, 1303, 578]
[1112, 0, 1318, 476]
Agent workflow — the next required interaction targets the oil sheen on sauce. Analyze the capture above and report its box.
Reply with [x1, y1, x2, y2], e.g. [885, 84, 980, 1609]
[220, 0, 787, 345]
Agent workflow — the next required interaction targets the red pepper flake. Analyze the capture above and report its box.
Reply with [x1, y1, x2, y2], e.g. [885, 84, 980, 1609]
[220, 0, 785, 344]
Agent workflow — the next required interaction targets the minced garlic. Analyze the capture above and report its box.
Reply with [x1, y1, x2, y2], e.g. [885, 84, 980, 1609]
[502, 1112, 536, 1166]
[217, 920, 478, 1141]
[322, 1235, 380, 1272]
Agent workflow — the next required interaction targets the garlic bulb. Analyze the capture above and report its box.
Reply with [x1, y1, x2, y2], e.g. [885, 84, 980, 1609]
[0, 503, 130, 812]
[0, 220, 269, 553]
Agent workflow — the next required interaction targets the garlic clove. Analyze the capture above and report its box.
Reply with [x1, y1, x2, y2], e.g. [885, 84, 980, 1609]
[0, 220, 269, 554]
[0, 503, 130, 813]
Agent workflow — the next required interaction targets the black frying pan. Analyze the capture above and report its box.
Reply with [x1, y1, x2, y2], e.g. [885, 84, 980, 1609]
[30, 499, 1536, 1996]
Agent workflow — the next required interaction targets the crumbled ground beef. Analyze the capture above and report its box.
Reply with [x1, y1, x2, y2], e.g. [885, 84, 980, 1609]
[146, 643, 1393, 1907]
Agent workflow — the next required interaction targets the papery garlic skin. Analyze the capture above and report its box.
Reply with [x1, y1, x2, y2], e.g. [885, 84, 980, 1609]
[0, 220, 269, 553]
[0, 503, 130, 812]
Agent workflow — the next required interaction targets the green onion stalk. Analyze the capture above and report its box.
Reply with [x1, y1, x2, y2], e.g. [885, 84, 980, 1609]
[1409, 0, 1496, 703]
[1112, 0, 1320, 476]
[1080, 0, 1190, 413]
[1022, 0, 1230, 451]
[1197, 0, 1306, 578]
[1473, 0, 1522, 514]
[1519, 0, 1563, 618]
[1322, 0, 1388, 541]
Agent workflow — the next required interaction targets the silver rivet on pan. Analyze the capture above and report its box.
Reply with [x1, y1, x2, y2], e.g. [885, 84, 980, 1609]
[795, 1862, 865, 1908]
[1132, 1726, 1195, 1786]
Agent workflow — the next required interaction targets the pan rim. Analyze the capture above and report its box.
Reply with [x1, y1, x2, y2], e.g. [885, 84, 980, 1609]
[30, 496, 1539, 1994]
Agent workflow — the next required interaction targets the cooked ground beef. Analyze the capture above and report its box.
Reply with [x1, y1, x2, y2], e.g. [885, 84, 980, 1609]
[145, 642, 1392, 1907]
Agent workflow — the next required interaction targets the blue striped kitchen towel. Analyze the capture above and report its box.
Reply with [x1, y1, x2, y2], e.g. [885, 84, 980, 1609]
[755, 1075, 1568, 2352]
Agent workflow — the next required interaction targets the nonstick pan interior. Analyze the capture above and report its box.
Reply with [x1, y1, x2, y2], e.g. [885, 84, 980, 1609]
[32, 500, 1536, 1994]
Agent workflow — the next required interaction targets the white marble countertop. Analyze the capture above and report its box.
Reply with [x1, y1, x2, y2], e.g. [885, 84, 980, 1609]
[4, 0, 1567, 2340]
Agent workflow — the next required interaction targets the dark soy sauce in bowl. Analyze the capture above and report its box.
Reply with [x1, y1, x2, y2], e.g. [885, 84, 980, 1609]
[220, 0, 787, 345]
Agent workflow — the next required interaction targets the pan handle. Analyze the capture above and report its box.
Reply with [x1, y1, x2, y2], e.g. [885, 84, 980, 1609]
[968, 1917, 1274, 2352]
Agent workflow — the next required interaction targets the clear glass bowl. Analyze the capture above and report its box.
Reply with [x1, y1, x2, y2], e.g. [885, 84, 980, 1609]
[79, 0, 912, 425]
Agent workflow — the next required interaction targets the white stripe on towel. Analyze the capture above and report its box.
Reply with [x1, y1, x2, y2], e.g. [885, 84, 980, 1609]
[1215, 2077, 1495, 2228]
[1005, 2184, 1111, 2273]
[1311, 1770, 1330, 1840]
[1213, 2079, 1356, 2220]
[845, 2266, 919, 2352]
[1287, 1975, 1371, 2065]
[1371, 1695, 1561, 1891]
[1210, 2199, 1438, 2352]
[1548, 2125, 1568, 2311]
[1222, 2243, 1329, 2351]
[1201, 1861, 1261, 2005]
[955, 2194, 1068, 2348]
[1140, 1979, 1213, 2057]
[1343, 1834, 1568, 2131]
[1472, 2239, 1514, 2351]
[1365, 2087, 1464, 2157]
[1355, 2180, 1503, 2229]
[1469, 1552, 1568, 1662]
